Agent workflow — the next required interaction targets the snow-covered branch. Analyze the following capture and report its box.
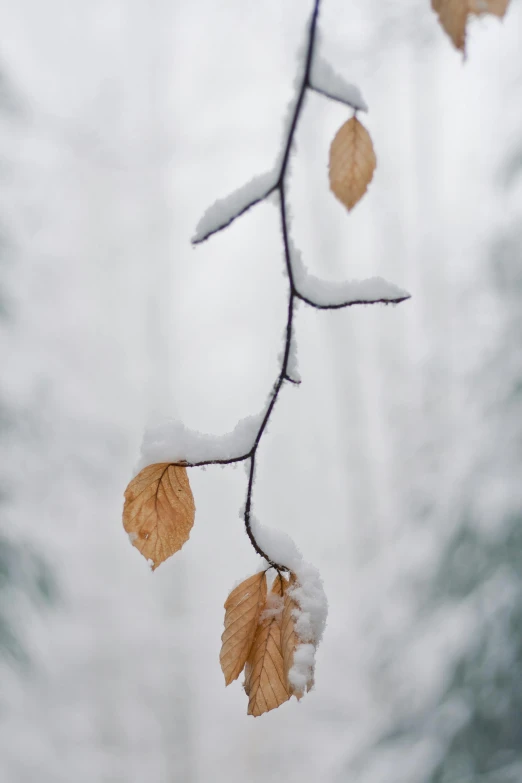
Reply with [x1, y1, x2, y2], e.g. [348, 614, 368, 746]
[192, 171, 277, 245]
[289, 238, 410, 308]
[296, 278, 411, 309]
[135, 416, 262, 474]
[309, 52, 368, 112]
[185, 0, 410, 571]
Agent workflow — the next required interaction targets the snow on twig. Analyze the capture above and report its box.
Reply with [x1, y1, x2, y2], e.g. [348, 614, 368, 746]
[191, 171, 277, 245]
[289, 239, 410, 308]
[309, 52, 368, 112]
[135, 415, 264, 475]
[186, 0, 410, 571]
[251, 517, 328, 688]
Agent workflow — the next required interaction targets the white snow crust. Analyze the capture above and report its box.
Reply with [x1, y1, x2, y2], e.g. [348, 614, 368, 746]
[311, 53, 368, 112]
[192, 171, 277, 243]
[289, 643, 316, 695]
[135, 414, 262, 475]
[260, 592, 285, 622]
[290, 241, 410, 306]
[250, 515, 328, 693]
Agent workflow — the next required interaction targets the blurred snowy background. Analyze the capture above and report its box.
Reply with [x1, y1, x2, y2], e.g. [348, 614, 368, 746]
[1, 0, 522, 781]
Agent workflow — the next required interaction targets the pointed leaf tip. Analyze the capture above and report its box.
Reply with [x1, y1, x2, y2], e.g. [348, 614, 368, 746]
[432, 0, 468, 52]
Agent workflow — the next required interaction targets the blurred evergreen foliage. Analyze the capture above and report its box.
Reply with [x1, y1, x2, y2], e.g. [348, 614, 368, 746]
[428, 194, 522, 783]
[340, 96, 522, 783]
[0, 65, 55, 668]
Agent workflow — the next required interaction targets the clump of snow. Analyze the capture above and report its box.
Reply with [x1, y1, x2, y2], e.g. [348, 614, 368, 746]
[260, 592, 285, 622]
[288, 643, 316, 695]
[135, 414, 263, 475]
[290, 240, 410, 306]
[289, 558, 328, 649]
[250, 515, 301, 567]
[310, 53, 368, 112]
[192, 171, 277, 243]
[249, 514, 328, 692]
[287, 557, 328, 693]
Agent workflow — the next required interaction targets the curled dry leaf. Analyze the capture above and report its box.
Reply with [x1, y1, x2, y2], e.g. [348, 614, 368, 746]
[123, 463, 195, 571]
[431, 0, 469, 52]
[469, 0, 510, 16]
[244, 575, 290, 717]
[329, 116, 376, 211]
[220, 572, 267, 686]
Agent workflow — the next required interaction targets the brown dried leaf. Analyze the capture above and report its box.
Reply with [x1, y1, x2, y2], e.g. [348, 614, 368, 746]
[431, 0, 469, 52]
[469, 0, 510, 16]
[329, 116, 376, 211]
[244, 575, 290, 717]
[123, 463, 195, 571]
[220, 572, 267, 686]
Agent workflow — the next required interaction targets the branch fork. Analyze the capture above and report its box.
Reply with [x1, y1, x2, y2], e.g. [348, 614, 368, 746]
[183, 0, 410, 571]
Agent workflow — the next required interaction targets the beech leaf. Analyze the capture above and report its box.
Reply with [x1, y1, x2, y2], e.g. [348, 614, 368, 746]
[329, 116, 376, 211]
[431, 0, 469, 52]
[123, 463, 195, 571]
[244, 575, 290, 717]
[220, 572, 267, 686]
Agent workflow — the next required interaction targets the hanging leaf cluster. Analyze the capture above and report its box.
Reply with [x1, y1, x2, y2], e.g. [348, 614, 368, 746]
[221, 571, 315, 716]
[122, 462, 318, 718]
